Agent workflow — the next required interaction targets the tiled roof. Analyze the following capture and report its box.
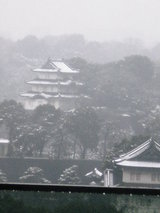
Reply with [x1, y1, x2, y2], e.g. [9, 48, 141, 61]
[117, 160, 160, 168]
[115, 138, 160, 163]
[34, 59, 79, 74]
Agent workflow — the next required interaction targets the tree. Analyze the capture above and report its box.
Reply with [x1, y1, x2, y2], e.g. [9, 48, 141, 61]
[32, 104, 62, 127]
[0, 100, 27, 128]
[0, 100, 28, 156]
[19, 167, 51, 184]
[68, 108, 100, 159]
[120, 55, 154, 81]
[58, 165, 81, 185]
[14, 124, 49, 157]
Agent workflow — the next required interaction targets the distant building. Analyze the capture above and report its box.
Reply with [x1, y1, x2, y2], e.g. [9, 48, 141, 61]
[21, 58, 87, 110]
[104, 138, 160, 188]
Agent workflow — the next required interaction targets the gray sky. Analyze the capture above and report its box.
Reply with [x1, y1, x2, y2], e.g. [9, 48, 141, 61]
[0, 0, 160, 45]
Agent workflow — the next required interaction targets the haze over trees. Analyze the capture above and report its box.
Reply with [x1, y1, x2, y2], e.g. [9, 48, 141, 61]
[0, 34, 160, 161]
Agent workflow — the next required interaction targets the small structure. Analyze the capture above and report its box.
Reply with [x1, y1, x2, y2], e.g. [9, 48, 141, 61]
[104, 169, 114, 187]
[112, 138, 160, 188]
[0, 139, 9, 157]
[85, 168, 103, 185]
[21, 58, 88, 110]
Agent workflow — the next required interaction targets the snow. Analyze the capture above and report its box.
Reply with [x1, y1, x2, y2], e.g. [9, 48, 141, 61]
[60, 94, 79, 98]
[121, 113, 131, 117]
[115, 138, 160, 164]
[85, 168, 103, 177]
[0, 139, 9, 144]
[27, 80, 83, 86]
[27, 80, 58, 85]
[115, 138, 152, 162]
[40, 93, 53, 99]
[21, 93, 37, 98]
[60, 80, 83, 86]
[33, 68, 58, 73]
[53, 62, 79, 73]
[21, 92, 79, 99]
[117, 160, 160, 168]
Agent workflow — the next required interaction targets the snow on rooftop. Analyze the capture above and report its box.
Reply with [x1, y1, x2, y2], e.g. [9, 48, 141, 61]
[27, 80, 58, 85]
[121, 113, 131, 117]
[21, 92, 79, 99]
[40, 93, 53, 98]
[59, 80, 83, 86]
[21, 93, 37, 98]
[85, 168, 103, 177]
[33, 68, 58, 73]
[27, 80, 83, 86]
[0, 139, 9, 144]
[59, 94, 79, 98]
[115, 138, 152, 163]
[53, 61, 79, 73]
[117, 160, 160, 168]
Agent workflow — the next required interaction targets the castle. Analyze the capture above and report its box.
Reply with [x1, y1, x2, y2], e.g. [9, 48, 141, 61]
[21, 58, 87, 110]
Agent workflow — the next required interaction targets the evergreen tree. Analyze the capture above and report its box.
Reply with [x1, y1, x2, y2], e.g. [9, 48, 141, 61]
[58, 165, 81, 185]
[19, 167, 51, 184]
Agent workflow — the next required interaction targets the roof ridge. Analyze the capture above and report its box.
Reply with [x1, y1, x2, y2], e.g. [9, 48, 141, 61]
[115, 138, 152, 162]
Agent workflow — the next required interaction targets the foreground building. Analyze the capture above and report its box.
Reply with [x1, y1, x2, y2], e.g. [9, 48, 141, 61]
[104, 138, 160, 188]
[21, 58, 87, 110]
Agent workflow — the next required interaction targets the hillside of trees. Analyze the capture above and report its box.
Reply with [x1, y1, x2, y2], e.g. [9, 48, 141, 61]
[1, 34, 160, 161]
[0, 99, 158, 161]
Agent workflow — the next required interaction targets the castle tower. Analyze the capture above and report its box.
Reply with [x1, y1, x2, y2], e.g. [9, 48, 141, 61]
[21, 58, 85, 110]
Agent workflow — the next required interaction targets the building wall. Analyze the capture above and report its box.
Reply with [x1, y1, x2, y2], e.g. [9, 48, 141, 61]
[31, 85, 58, 93]
[22, 99, 48, 110]
[104, 169, 114, 187]
[36, 73, 59, 80]
[122, 167, 160, 185]
[0, 143, 9, 156]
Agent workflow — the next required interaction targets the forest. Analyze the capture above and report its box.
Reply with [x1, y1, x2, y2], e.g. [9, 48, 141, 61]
[0, 35, 160, 163]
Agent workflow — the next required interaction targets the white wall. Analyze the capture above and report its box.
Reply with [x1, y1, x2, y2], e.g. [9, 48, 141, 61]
[23, 99, 47, 110]
[36, 73, 58, 80]
[123, 168, 160, 184]
[31, 85, 58, 93]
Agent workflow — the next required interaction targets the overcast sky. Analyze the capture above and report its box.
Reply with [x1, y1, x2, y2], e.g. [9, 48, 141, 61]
[0, 0, 160, 45]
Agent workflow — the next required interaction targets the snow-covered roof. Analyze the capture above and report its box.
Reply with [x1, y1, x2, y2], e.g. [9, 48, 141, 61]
[27, 80, 58, 85]
[115, 138, 160, 163]
[21, 93, 37, 98]
[33, 60, 79, 74]
[27, 80, 83, 86]
[33, 68, 58, 73]
[21, 92, 80, 99]
[0, 139, 9, 144]
[117, 160, 160, 168]
[85, 168, 103, 177]
[53, 61, 79, 73]
[121, 113, 131, 117]
[60, 80, 83, 86]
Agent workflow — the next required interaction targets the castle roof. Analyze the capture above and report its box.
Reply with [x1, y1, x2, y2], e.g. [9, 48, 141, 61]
[27, 80, 83, 86]
[116, 160, 160, 168]
[114, 138, 160, 164]
[21, 92, 80, 99]
[33, 59, 79, 74]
